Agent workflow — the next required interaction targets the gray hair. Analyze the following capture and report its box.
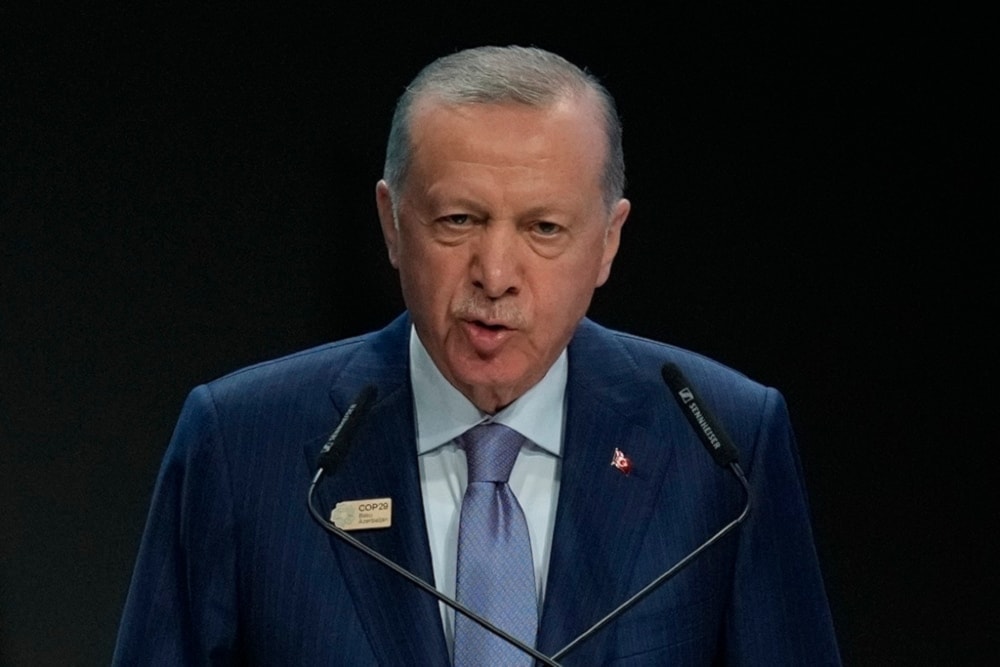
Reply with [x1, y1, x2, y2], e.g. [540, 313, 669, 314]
[383, 45, 625, 211]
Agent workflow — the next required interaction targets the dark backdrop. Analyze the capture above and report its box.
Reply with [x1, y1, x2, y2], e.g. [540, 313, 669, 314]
[1, 3, 991, 664]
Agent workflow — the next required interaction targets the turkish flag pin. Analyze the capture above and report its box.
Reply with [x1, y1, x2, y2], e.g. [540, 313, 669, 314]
[610, 447, 632, 476]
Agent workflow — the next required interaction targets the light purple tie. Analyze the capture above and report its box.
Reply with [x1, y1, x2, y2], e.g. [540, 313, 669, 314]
[453, 423, 537, 666]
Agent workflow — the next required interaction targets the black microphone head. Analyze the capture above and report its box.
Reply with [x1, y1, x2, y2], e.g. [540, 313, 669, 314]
[660, 362, 686, 391]
[661, 362, 740, 467]
[317, 384, 378, 474]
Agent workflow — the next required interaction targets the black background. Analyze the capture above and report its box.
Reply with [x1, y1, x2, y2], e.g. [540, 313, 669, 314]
[1, 2, 992, 664]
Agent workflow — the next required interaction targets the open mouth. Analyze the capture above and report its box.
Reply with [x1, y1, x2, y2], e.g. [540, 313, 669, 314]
[461, 318, 514, 353]
[474, 320, 509, 331]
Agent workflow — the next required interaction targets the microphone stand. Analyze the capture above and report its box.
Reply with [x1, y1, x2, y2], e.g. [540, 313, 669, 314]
[310, 462, 749, 666]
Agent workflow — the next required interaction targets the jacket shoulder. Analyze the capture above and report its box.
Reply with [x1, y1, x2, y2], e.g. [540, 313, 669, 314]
[199, 314, 410, 411]
[573, 318, 771, 405]
[202, 335, 368, 407]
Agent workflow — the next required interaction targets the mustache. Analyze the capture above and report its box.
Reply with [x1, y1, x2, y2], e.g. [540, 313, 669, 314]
[452, 296, 527, 329]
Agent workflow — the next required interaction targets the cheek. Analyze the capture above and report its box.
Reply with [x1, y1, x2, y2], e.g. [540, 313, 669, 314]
[398, 245, 465, 320]
[560, 249, 604, 297]
[530, 261, 600, 329]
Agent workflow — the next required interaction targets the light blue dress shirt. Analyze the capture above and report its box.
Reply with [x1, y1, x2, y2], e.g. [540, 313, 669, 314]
[409, 327, 565, 651]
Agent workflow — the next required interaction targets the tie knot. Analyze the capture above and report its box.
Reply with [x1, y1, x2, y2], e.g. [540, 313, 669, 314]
[458, 423, 524, 483]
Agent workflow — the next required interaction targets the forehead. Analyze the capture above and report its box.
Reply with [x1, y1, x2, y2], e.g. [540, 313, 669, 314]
[405, 94, 608, 184]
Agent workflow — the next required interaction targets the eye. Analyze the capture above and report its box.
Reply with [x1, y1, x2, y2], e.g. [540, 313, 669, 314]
[532, 221, 562, 236]
[442, 214, 471, 226]
[430, 213, 477, 244]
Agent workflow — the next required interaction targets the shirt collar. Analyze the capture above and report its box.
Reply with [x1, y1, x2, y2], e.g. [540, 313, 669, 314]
[409, 326, 566, 457]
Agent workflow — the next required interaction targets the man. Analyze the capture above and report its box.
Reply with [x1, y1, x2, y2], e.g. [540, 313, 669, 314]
[114, 46, 840, 665]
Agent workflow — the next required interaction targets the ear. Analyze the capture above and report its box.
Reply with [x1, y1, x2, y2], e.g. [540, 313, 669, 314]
[375, 180, 400, 269]
[595, 198, 630, 287]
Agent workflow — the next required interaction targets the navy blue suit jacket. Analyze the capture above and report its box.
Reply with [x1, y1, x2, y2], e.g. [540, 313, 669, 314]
[114, 314, 840, 665]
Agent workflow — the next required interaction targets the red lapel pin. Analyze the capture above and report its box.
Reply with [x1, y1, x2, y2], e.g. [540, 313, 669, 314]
[610, 447, 632, 476]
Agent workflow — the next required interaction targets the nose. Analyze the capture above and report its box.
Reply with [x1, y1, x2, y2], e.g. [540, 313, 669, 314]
[470, 225, 521, 299]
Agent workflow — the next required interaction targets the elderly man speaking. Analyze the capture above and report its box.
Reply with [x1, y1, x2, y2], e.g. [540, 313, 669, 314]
[114, 45, 840, 666]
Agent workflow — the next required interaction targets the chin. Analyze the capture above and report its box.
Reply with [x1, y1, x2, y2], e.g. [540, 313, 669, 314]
[452, 357, 533, 401]
[454, 363, 523, 392]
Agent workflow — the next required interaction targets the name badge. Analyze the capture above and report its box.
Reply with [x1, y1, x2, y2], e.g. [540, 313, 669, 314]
[330, 498, 392, 531]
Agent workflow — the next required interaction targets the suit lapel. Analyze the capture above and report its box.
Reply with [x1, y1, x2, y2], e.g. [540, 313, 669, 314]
[537, 321, 678, 661]
[305, 316, 449, 666]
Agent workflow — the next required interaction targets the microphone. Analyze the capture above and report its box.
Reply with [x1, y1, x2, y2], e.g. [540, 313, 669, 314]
[316, 384, 378, 473]
[660, 362, 740, 467]
[307, 385, 562, 667]
[549, 363, 751, 661]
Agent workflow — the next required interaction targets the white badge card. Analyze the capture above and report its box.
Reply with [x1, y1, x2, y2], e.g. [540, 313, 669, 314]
[330, 497, 393, 531]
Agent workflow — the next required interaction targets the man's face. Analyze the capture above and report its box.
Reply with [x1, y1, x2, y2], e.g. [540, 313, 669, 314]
[376, 94, 630, 413]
